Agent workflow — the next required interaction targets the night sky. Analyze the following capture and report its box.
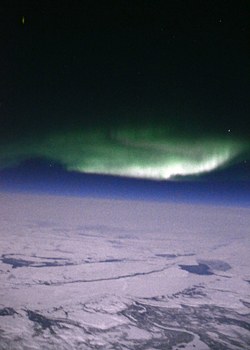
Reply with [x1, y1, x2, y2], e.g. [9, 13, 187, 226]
[0, 1, 250, 202]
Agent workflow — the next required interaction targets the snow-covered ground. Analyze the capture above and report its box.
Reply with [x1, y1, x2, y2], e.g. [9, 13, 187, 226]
[0, 192, 249, 349]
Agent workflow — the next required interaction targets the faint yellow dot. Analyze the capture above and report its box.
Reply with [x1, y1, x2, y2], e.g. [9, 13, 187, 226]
[22, 16, 25, 25]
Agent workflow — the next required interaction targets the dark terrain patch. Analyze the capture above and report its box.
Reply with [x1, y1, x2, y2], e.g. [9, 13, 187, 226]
[0, 308, 17, 316]
[179, 263, 213, 275]
[198, 259, 231, 272]
[172, 285, 207, 299]
[240, 300, 250, 308]
[155, 253, 177, 258]
[25, 309, 90, 336]
[1, 254, 73, 268]
[120, 302, 250, 349]
[99, 258, 125, 263]
[26, 310, 57, 334]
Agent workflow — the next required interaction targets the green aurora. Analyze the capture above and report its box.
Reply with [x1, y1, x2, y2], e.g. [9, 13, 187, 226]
[1, 124, 248, 180]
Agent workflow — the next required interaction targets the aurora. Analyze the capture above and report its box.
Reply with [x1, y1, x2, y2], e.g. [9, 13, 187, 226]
[0, 1, 249, 188]
[0, 126, 247, 181]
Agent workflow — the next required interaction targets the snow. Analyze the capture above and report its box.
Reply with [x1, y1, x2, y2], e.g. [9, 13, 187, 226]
[0, 192, 249, 349]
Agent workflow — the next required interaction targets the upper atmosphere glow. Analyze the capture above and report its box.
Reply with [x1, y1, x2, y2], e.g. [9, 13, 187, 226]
[0, 126, 247, 180]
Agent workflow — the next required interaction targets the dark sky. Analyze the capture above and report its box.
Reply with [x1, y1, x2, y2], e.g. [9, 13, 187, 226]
[0, 0, 249, 185]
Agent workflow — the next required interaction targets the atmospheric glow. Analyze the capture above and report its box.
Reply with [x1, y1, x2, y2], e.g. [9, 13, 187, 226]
[72, 149, 235, 180]
[0, 127, 247, 180]
[59, 129, 244, 180]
